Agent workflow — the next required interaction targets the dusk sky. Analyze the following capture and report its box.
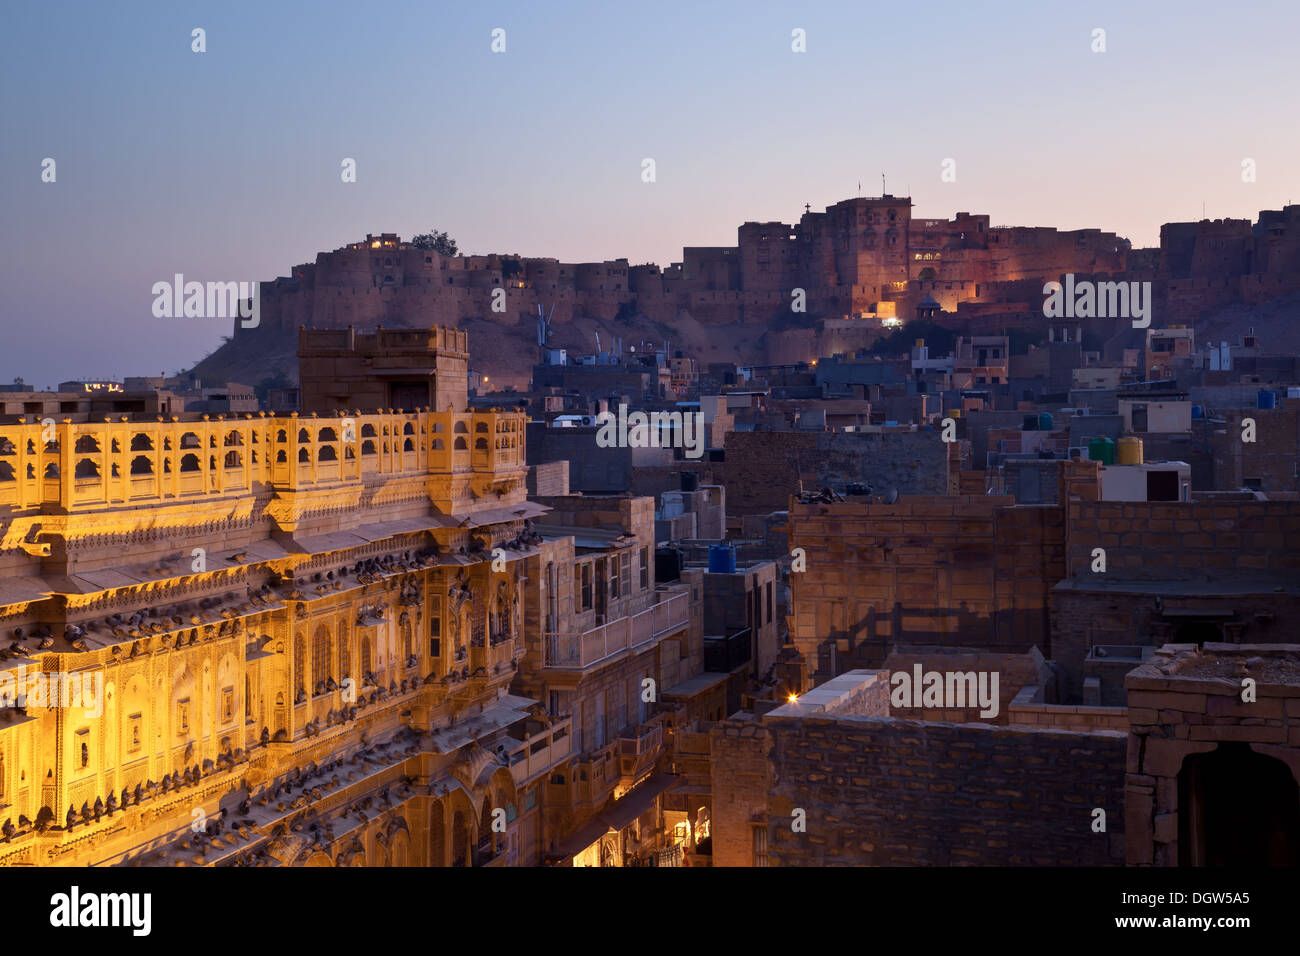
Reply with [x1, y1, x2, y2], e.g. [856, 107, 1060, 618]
[3, 0, 1297, 387]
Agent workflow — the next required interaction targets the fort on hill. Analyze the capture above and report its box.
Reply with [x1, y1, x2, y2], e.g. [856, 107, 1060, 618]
[190, 197, 1300, 390]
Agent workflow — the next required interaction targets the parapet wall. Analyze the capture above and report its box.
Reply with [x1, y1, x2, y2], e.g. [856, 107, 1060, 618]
[710, 711, 1127, 866]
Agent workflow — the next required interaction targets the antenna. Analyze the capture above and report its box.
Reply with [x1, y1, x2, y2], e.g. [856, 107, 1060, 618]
[881, 173, 886, 196]
[536, 304, 555, 348]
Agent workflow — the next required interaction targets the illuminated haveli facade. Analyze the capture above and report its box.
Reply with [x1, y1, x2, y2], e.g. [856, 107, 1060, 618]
[0, 327, 699, 866]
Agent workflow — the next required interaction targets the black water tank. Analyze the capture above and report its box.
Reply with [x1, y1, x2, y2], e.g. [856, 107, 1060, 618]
[655, 547, 682, 582]
[680, 471, 699, 492]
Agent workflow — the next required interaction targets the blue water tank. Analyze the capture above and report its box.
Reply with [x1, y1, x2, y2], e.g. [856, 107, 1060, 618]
[1257, 390, 1276, 409]
[708, 545, 736, 574]
[1038, 412, 1054, 431]
[1191, 404, 1203, 419]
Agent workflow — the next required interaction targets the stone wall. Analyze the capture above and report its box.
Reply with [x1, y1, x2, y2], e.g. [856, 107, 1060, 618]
[714, 430, 949, 516]
[1062, 498, 1300, 582]
[1124, 643, 1300, 866]
[786, 496, 1065, 676]
[710, 711, 1127, 866]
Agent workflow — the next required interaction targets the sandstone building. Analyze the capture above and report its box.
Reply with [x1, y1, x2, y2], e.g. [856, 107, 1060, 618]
[0, 326, 704, 867]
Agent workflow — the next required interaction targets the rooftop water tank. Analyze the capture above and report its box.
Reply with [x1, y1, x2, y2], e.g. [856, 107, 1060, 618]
[1257, 390, 1276, 409]
[1117, 436, 1144, 465]
[708, 544, 736, 574]
[1088, 436, 1115, 465]
[1038, 412, 1054, 431]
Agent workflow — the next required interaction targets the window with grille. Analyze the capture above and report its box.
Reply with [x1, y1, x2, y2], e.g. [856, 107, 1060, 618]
[753, 825, 769, 867]
[312, 626, 330, 688]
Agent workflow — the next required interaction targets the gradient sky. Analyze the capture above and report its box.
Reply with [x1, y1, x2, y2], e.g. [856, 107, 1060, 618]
[2, 0, 1297, 387]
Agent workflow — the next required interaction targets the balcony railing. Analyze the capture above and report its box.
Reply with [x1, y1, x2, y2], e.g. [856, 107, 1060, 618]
[0, 408, 527, 511]
[617, 722, 663, 758]
[506, 717, 573, 786]
[544, 589, 689, 669]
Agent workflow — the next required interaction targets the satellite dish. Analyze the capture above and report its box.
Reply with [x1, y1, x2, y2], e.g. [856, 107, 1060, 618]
[884, 487, 899, 505]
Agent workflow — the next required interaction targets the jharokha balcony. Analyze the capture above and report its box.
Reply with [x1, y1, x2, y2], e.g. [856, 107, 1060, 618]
[543, 588, 690, 670]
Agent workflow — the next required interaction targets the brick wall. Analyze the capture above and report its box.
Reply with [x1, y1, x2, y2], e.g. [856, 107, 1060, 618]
[1063, 499, 1300, 581]
[718, 714, 1126, 866]
[708, 720, 774, 866]
[881, 647, 1051, 724]
[787, 497, 1065, 676]
[714, 430, 949, 515]
[1124, 643, 1300, 866]
[1208, 401, 1300, 495]
[528, 460, 570, 497]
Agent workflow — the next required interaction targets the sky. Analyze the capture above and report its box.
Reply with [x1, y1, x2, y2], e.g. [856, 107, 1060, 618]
[2, 0, 1298, 387]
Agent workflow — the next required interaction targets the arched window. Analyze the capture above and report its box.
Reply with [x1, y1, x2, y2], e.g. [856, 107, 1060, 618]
[431, 422, 444, 433]
[318, 445, 338, 461]
[0, 462, 14, 482]
[130, 433, 154, 451]
[453, 421, 468, 434]
[475, 422, 488, 433]
[339, 635, 350, 680]
[74, 459, 100, 479]
[276, 429, 288, 442]
[224, 430, 243, 447]
[361, 423, 377, 437]
[130, 455, 153, 476]
[361, 636, 372, 677]
[224, 450, 242, 468]
[297, 428, 310, 442]
[276, 449, 287, 463]
[431, 438, 444, 451]
[403, 438, 414, 452]
[74, 435, 101, 454]
[318, 427, 337, 442]
[475, 438, 488, 450]
[298, 448, 310, 463]
[294, 634, 306, 694]
[361, 440, 377, 456]
[180, 453, 201, 473]
[44, 462, 60, 478]
[454, 437, 468, 450]
[312, 625, 331, 689]
[180, 432, 201, 449]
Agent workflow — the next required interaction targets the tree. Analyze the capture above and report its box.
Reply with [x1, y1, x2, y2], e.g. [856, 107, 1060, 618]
[411, 230, 458, 256]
